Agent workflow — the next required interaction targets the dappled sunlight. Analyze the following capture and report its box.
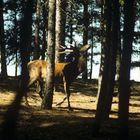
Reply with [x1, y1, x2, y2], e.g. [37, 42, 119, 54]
[0, 79, 140, 139]
[0, 91, 15, 105]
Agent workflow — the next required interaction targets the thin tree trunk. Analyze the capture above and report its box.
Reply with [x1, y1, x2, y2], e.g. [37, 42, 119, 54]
[69, 2, 73, 45]
[90, 37, 94, 79]
[104, 0, 120, 119]
[94, 0, 112, 132]
[55, 0, 66, 62]
[15, 48, 18, 76]
[0, 0, 7, 78]
[82, 0, 89, 80]
[13, 9, 18, 77]
[118, 0, 135, 139]
[42, 1, 47, 60]
[41, 0, 56, 109]
[34, 0, 41, 60]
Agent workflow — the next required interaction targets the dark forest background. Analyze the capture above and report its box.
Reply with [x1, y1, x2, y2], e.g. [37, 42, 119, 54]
[0, 0, 140, 140]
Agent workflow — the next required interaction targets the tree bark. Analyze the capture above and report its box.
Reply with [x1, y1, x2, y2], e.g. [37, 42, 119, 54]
[41, 0, 56, 109]
[94, 0, 112, 132]
[82, 0, 90, 80]
[41, 1, 47, 60]
[55, 0, 67, 62]
[33, 0, 41, 60]
[118, 0, 135, 139]
[2, 0, 33, 139]
[104, 0, 120, 119]
[0, 0, 7, 78]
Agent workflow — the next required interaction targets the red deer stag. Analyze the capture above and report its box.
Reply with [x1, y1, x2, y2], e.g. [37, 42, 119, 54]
[26, 44, 91, 110]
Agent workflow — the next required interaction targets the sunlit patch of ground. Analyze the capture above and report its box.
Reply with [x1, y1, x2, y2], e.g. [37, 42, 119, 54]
[0, 79, 140, 140]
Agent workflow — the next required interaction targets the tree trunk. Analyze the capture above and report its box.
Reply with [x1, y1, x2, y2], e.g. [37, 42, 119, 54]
[41, 1, 47, 60]
[41, 0, 56, 109]
[118, 0, 135, 139]
[55, 0, 67, 62]
[90, 37, 94, 79]
[94, 0, 112, 132]
[33, 0, 41, 60]
[13, 8, 18, 77]
[82, 0, 89, 80]
[104, 0, 120, 119]
[0, 0, 7, 78]
[68, 2, 73, 45]
[2, 0, 33, 139]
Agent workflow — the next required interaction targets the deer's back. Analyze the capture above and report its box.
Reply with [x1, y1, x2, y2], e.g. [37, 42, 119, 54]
[28, 60, 71, 82]
[27, 60, 48, 80]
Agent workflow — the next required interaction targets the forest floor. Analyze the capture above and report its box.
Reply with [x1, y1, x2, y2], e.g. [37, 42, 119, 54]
[0, 77, 140, 140]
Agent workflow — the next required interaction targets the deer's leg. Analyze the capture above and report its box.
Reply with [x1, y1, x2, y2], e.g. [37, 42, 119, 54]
[24, 93, 29, 106]
[56, 97, 67, 106]
[64, 82, 72, 110]
[56, 78, 72, 110]
[35, 81, 40, 93]
[23, 90, 29, 106]
[38, 80, 45, 99]
[56, 82, 69, 107]
[25, 77, 37, 106]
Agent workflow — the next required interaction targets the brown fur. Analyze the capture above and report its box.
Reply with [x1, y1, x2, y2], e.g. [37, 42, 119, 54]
[26, 44, 91, 110]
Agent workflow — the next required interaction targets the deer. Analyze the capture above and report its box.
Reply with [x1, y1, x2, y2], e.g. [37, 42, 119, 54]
[25, 44, 91, 110]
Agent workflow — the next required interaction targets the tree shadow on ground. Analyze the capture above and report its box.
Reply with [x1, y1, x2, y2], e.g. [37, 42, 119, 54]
[0, 76, 20, 92]
[0, 103, 140, 140]
[0, 77, 140, 140]
[9, 107, 120, 140]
